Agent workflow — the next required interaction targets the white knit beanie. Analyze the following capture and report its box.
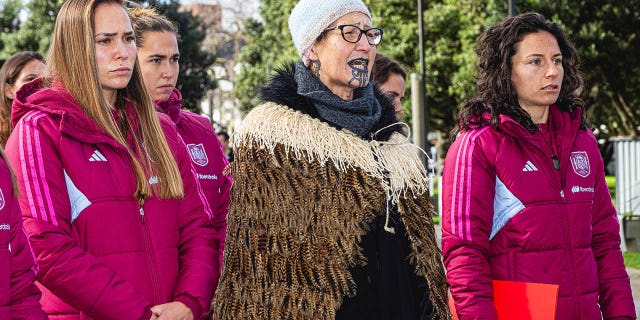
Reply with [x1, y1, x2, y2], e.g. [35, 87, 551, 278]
[288, 0, 371, 66]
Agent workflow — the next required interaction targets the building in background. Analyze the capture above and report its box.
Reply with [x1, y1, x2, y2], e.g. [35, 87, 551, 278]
[181, 0, 258, 135]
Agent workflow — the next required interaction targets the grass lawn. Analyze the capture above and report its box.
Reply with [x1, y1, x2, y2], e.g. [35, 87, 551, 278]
[624, 252, 640, 270]
[605, 175, 616, 189]
[615, 175, 640, 270]
[605, 175, 616, 202]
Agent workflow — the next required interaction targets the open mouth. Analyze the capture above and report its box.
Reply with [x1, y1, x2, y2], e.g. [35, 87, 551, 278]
[542, 84, 559, 90]
[347, 58, 370, 88]
[348, 58, 370, 70]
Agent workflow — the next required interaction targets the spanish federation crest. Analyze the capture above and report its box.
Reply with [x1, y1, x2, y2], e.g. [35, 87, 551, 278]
[0, 187, 5, 210]
[187, 143, 208, 167]
[570, 151, 590, 178]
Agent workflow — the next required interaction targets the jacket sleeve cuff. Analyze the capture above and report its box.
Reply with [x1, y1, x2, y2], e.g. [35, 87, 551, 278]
[174, 294, 202, 319]
[141, 308, 153, 320]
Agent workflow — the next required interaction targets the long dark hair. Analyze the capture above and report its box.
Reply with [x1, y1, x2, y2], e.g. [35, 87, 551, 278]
[455, 12, 586, 135]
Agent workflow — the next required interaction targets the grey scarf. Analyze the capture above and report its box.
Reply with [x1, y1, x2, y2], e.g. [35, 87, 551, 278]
[294, 61, 382, 138]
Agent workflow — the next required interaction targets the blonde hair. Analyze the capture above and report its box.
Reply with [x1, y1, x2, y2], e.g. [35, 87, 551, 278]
[44, 0, 183, 199]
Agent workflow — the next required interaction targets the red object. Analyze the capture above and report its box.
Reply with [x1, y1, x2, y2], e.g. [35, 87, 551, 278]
[449, 280, 559, 320]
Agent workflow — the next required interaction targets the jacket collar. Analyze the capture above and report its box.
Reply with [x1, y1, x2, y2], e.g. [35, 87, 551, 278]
[498, 104, 583, 153]
[12, 78, 135, 146]
[155, 88, 183, 125]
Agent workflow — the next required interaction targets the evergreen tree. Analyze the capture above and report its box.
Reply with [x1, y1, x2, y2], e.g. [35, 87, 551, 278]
[366, 0, 508, 132]
[233, 0, 298, 113]
[0, 0, 24, 63]
[0, 0, 62, 60]
[370, 0, 640, 138]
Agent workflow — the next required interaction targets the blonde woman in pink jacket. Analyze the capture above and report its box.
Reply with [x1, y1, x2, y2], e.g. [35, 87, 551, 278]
[5, 0, 216, 318]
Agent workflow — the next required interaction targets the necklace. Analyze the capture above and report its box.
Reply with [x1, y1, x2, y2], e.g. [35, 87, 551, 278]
[537, 120, 560, 170]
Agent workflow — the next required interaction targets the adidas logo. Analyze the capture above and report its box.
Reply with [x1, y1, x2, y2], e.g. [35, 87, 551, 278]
[522, 160, 538, 172]
[89, 150, 107, 162]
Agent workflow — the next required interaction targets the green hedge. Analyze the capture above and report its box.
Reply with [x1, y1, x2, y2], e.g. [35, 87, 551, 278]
[606, 176, 616, 204]
[623, 252, 640, 270]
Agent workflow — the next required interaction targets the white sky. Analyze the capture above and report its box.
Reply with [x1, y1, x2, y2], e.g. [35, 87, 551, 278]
[182, 0, 261, 29]
[16, 0, 261, 27]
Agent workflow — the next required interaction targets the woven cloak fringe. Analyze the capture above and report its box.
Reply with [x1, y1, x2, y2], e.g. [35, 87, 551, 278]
[214, 102, 451, 320]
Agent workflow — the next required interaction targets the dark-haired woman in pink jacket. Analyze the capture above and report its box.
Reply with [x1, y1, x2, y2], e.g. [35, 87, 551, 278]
[442, 12, 635, 320]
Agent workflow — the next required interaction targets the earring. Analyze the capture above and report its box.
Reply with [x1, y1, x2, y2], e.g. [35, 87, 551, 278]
[311, 60, 321, 78]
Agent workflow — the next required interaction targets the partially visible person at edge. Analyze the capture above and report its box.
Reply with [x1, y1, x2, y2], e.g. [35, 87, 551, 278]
[0, 51, 45, 147]
[0, 149, 46, 318]
[129, 5, 232, 292]
[213, 0, 451, 319]
[5, 0, 216, 319]
[371, 52, 406, 115]
[441, 12, 636, 320]
[216, 131, 233, 162]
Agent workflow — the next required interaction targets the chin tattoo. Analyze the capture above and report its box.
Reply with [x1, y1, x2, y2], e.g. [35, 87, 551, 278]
[347, 58, 370, 88]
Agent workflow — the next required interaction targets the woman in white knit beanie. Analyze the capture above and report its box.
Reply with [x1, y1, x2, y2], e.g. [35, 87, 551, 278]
[213, 0, 451, 319]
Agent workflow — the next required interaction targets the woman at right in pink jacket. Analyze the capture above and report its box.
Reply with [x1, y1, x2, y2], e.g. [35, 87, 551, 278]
[441, 12, 636, 319]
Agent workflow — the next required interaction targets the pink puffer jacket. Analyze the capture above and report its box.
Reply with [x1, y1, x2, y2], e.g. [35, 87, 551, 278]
[6, 79, 216, 320]
[442, 105, 635, 319]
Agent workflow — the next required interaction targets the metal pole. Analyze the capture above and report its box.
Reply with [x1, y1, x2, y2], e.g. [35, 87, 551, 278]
[418, 0, 425, 79]
[417, 0, 428, 162]
[508, 0, 516, 17]
[411, 73, 426, 165]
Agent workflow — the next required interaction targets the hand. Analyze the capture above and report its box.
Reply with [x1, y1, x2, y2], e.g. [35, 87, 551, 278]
[150, 301, 193, 320]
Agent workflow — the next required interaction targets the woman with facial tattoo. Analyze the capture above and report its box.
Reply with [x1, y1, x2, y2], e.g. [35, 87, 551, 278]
[212, 0, 451, 319]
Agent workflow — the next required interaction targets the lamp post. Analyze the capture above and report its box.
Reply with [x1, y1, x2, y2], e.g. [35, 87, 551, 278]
[418, 0, 425, 82]
[508, 0, 516, 17]
[412, 0, 429, 166]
